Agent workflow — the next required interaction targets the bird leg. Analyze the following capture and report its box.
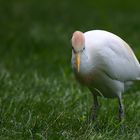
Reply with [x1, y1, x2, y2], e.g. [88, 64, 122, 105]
[118, 96, 125, 131]
[91, 95, 100, 121]
[118, 97, 124, 121]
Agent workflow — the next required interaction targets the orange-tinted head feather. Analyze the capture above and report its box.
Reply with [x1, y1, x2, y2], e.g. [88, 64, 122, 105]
[71, 31, 85, 51]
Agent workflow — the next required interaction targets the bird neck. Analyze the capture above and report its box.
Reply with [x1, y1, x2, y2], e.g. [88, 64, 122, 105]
[73, 50, 91, 75]
[73, 50, 96, 85]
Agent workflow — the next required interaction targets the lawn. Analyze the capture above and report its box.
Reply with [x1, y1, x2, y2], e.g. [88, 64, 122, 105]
[0, 0, 140, 139]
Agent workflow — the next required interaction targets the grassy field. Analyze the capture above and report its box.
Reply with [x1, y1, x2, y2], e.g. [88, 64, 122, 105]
[0, 0, 140, 139]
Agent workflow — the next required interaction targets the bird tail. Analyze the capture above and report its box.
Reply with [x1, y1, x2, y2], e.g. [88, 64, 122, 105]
[137, 77, 140, 80]
[124, 81, 134, 91]
[136, 64, 140, 80]
[137, 65, 140, 80]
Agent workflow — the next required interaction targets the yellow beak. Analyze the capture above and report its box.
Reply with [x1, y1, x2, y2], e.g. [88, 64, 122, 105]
[76, 53, 81, 72]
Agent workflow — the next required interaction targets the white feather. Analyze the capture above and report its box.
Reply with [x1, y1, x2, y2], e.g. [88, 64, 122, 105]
[72, 30, 140, 98]
[84, 30, 140, 81]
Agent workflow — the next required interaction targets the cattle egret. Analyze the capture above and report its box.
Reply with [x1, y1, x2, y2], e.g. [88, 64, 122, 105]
[71, 30, 140, 124]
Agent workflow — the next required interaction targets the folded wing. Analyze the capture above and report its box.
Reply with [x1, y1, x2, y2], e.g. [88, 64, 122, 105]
[96, 38, 140, 82]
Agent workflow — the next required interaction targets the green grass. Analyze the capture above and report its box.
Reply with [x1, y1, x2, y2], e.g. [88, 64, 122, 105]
[0, 0, 140, 139]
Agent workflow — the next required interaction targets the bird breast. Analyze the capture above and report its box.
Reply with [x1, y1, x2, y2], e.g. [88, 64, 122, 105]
[72, 51, 95, 85]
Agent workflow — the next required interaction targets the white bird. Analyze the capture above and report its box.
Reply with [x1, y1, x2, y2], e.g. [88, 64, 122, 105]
[71, 30, 140, 123]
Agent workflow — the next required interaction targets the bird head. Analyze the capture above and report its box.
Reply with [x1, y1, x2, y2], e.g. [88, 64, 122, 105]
[71, 31, 85, 72]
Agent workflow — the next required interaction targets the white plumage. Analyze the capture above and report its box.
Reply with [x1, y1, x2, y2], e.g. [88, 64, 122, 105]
[71, 30, 140, 123]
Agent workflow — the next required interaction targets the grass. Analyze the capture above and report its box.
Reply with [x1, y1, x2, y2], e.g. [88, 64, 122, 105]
[0, 0, 140, 139]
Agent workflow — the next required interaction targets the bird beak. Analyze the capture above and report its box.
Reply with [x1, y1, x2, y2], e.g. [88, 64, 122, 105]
[76, 53, 81, 72]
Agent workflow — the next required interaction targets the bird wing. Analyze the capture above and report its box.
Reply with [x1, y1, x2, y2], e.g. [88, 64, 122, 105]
[95, 38, 140, 82]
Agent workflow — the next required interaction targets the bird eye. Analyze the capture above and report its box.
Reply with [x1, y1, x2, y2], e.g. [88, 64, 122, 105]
[83, 47, 85, 51]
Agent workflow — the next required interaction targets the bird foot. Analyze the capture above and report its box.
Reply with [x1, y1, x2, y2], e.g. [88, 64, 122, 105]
[120, 124, 125, 133]
[90, 105, 100, 122]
